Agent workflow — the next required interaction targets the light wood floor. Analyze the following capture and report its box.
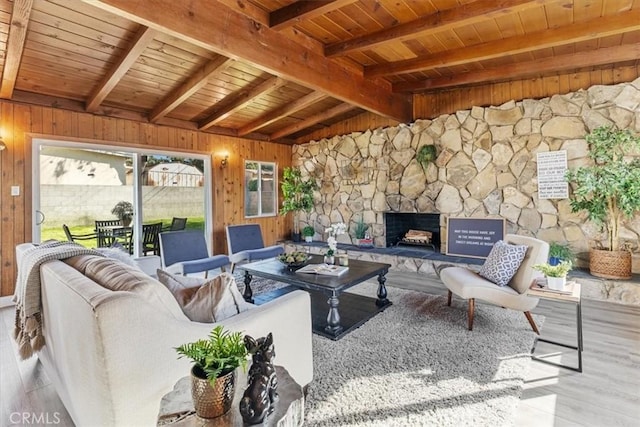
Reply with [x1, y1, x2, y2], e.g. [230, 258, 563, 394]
[1, 271, 638, 426]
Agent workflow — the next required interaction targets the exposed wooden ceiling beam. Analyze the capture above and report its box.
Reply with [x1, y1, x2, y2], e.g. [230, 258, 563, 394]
[88, 0, 412, 123]
[270, 0, 358, 31]
[149, 57, 235, 123]
[0, 0, 33, 99]
[270, 103, 355, 140]
[199, 77, 288, 130]
[393, 44, 640, 92]
[238, 91, 327, 136]
[86, 25, 157, 112]
[366, 11, 640, 77]
[325, 0, 545, 58]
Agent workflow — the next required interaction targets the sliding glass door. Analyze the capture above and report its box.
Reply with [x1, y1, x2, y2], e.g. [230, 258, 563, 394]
[33, 138, 212, 257]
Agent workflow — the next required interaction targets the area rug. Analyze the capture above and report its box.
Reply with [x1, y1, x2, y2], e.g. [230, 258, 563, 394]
[234, 275, 541, 426]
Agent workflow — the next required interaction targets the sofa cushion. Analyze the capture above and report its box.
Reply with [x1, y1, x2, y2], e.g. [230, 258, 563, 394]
[82, 257, 186, 320]
[478, 240, 528, 286]
[156, 270, 254, 323]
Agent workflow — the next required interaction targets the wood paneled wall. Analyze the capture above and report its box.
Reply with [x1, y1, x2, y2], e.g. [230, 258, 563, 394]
[296, 64, 640, 143]
[0, 100, 292, 297]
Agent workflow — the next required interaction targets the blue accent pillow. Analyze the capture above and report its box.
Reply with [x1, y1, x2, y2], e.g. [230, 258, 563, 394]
[479, 240, 528, 286]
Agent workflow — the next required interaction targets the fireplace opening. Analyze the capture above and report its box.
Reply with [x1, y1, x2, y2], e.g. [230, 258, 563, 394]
[384, 212, 441, 251]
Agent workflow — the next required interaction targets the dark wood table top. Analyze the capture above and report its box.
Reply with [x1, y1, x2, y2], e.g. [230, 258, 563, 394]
[238, 255, 390, 294]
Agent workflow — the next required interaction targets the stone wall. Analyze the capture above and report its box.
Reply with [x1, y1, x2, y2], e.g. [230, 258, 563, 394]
[293, 78, 640, 273]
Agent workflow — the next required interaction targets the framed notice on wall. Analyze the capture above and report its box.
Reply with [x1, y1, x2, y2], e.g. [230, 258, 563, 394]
[446, 217, 505, 258]
[537, 151, 568, 199]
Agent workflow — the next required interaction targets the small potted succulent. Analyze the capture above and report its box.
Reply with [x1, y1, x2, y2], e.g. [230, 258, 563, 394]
[353, 216, 373, 248]
[548, 242, 575, 266]
[111, 201, 134, 226]
[302, 225, 315, 243]
[532, 261, 573, 291]
[175, 326, 248, 419]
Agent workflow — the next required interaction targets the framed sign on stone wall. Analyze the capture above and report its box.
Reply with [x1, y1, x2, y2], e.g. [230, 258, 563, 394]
[446, 217, 505, 258]
[537, 151, 569, 199]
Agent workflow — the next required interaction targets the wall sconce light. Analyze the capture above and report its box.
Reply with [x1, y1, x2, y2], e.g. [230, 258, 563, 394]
[0, 136, 6, 151]
[220, 154, 229, 168]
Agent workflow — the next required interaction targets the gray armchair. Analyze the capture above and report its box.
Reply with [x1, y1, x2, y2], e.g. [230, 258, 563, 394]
[440, 234, 549, 333]
[159, 230, 229, 277]
[225, 224, 284, 273]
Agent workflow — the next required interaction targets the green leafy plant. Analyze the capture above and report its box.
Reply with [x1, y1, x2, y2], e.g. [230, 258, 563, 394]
[302, 225, 315, 237]
[111, 201, 133, 221]
[416, 145, 437, 168]
[532, 261, 573, 278]
[565, 125, 640, 251]
[353, 216, 369, 239]
[175, 326, 248, 387]
[548, 242, 575, 263]
[280, 167, 317, 235]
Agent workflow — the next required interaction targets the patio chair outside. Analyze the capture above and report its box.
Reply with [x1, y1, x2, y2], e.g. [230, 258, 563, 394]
[94, 219, 121, 247]
[62, 224, 97, 245]
[142, 222, 163, 256]
[162, 217, 187, 232]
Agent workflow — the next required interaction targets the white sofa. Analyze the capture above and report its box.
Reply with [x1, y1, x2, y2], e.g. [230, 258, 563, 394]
[15, 243, 313, 426]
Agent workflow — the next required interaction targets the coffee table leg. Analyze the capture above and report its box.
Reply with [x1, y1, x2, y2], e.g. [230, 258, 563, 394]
[325, 292, 343, 336]
[243, 271, 254, 303]
[376, 272, 390, 307]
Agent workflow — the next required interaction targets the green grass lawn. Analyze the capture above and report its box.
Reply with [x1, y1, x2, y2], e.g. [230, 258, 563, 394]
[43, 218, 205, 248]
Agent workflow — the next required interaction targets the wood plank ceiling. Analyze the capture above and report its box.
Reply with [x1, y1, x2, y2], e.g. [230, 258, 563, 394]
[0, 0, 638, 144]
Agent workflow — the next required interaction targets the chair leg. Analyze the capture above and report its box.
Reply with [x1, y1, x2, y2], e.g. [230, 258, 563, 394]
[468, 298, 475, 331]
[524, 311, 540, 335]
[447, 290, 452, 306]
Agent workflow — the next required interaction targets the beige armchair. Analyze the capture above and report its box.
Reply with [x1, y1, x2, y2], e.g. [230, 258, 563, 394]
[440, 234, 549, 333]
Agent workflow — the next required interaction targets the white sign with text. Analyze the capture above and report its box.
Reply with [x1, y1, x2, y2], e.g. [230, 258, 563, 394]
[537, 150, 568, 199]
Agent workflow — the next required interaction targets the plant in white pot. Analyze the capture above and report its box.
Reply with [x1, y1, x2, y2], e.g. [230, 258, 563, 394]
[302, 225, 315, 243]
[532, 261, 573, 291]
[111, 200, 133, 226]
[175, 326, 248, 419]
[565, 125, 640, 279]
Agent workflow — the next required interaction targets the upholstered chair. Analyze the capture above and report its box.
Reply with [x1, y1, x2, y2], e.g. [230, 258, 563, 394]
[225, 224, 284, 273]
[440, 234, 549, 333]
[159, 230, 229, 277]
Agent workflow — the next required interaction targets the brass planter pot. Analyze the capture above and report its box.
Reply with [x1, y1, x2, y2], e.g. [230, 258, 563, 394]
[589, 248, 632, 280]
[191, 366, 236, 419]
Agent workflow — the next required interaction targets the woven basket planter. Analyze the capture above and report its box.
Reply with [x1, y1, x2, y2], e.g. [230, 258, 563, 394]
[589, 248, 632, 280]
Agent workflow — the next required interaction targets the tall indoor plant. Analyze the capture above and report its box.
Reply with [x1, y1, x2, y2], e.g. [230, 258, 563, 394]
[565, 125, 640, 279]
[280, 166, 316, 242]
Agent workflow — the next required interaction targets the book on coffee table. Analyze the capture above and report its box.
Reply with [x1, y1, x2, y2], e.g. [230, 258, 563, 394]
[296, 263, 349, 276]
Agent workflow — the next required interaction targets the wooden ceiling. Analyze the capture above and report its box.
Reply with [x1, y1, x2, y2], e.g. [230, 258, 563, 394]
[1, 0, 638, 144]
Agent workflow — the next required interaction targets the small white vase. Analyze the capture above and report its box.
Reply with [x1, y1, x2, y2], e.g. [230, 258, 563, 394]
[304, 236, 313, 243]
[323, 255, 335, 265]
[546, 276, 566, 291]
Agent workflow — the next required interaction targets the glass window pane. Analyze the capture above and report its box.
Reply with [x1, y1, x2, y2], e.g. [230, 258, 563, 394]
[245, 160, 276, 218]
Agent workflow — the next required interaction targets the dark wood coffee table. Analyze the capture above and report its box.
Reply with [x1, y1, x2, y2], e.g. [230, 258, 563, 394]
[238, 255, 392, 340]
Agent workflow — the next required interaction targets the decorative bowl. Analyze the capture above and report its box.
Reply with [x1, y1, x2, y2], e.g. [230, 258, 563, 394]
[277, 251, 310, 269]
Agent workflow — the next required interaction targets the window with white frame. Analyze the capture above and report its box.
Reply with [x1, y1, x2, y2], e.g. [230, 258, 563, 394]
[245, 161, 277, 217]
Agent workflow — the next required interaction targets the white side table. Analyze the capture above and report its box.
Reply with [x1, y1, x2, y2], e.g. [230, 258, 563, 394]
[528, 281, 583, 373]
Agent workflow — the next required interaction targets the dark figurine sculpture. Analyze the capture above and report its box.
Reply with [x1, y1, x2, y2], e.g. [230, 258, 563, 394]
[239, 333, 278, 425]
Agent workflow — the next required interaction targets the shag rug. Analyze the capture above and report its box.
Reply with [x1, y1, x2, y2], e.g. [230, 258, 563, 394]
[235, 275, 541, 427]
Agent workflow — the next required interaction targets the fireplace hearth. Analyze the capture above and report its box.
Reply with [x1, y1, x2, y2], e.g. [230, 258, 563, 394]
[384, 212, 441, 251]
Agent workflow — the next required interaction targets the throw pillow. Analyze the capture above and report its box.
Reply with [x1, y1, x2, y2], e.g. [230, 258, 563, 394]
[478, 240, 528, 286]
[156, 270, 254, 322]
[83, 257, 186, 320]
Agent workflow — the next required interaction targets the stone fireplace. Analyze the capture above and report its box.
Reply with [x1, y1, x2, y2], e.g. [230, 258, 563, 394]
[384, 212, 441, 251]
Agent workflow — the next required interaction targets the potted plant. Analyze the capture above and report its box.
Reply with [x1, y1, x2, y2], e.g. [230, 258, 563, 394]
[532, 261, 573, 291]
[111, 201, 134, 226]
[565, 125, 640, 279]
[416, 144, 437, 169]
[548, 242, 575, 266]
[175, 326, 248, 419]
[280, 167, 316, 242]
[353, 216, 373, 248]
[302, 225, 315, 243]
